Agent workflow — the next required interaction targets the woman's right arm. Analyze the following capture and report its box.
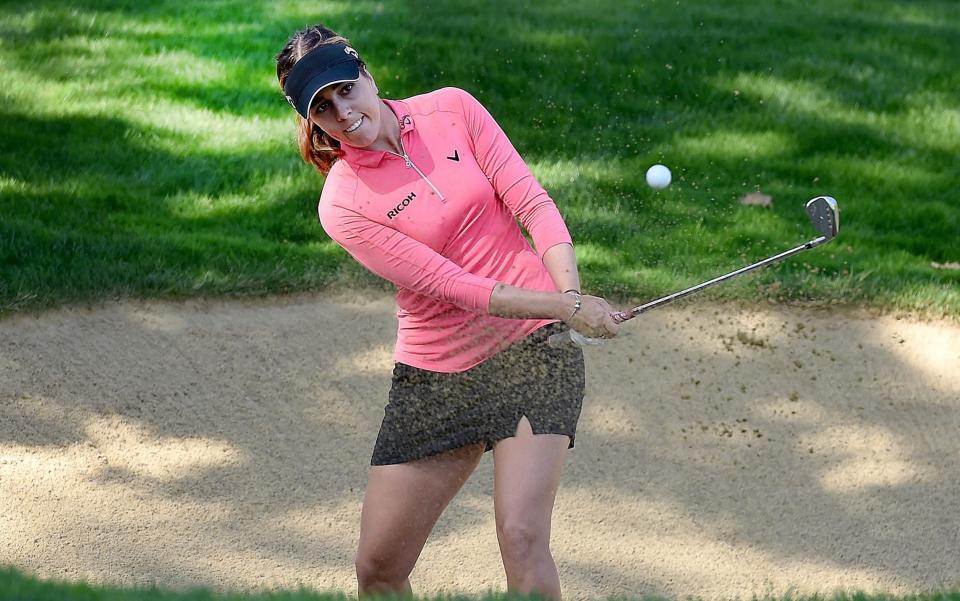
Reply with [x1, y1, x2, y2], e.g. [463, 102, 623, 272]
[319, 200, 497, 314]
[320, 200, 618, 338]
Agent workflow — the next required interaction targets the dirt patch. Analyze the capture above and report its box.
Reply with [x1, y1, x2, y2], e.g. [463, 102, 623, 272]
[1, 293, 958, 599]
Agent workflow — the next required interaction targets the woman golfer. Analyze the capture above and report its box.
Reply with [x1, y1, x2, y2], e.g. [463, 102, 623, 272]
[276, 24, 619, 600]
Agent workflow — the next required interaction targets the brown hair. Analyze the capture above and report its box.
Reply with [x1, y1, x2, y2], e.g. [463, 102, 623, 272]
[275, 25, 366, 175]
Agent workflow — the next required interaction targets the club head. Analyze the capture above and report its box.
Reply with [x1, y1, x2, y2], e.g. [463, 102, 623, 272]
[805, 196, 839, 240]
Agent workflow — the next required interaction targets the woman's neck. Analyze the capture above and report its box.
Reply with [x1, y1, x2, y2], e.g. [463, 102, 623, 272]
[367, 100, 403, 155]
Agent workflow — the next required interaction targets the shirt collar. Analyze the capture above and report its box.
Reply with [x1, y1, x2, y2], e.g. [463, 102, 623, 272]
[339, 98, 414, 168]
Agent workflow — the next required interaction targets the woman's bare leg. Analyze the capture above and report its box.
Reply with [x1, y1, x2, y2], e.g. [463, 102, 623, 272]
[492, 416, 570, 601]
[355, 442, 486, 597]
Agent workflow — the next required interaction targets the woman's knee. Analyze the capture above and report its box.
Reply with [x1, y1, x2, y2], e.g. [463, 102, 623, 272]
[496, 516, 549, 561]
[355, 548, 412, 588]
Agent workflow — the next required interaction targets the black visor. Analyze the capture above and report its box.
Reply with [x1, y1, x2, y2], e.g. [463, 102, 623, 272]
[283, 43, 362, 119]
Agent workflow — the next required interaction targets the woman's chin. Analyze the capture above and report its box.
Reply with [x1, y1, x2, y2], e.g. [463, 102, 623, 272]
[344, 134, 378, 149]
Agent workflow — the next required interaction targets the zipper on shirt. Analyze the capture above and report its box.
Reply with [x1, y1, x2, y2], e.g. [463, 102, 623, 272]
[385, 135, 446, 202]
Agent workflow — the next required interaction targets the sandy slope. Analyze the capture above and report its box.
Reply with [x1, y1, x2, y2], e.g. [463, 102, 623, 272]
[1, 292, 958, 600]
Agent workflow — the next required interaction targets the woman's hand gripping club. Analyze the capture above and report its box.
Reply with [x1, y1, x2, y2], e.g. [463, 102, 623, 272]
[555, 292, 621, 347]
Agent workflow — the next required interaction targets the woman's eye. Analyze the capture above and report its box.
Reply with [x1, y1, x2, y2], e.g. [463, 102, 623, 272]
[342, 84, 353, 95]
[315, 102, 328, 113]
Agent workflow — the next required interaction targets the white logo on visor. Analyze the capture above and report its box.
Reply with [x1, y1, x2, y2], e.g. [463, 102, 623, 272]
[285, 95, 297, 109]
[344, 46, 359, 59]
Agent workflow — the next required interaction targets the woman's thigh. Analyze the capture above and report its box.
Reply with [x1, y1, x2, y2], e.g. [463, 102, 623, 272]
[356, 442, 486, 575]
[491, 416, 570, 540]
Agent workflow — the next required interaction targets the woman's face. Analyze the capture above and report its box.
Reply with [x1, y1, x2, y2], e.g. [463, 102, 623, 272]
[308, 71, 383, 149]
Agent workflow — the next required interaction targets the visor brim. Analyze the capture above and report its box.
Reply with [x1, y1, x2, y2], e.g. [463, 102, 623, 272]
[294, 62, 361, 119]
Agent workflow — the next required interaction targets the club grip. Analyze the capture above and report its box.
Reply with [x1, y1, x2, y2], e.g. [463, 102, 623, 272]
[548, 311, 625, 347]
[547, 329, 605, 348]
[547, 329, 574, 348]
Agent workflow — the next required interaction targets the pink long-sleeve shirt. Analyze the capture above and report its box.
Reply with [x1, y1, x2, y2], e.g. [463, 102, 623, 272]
[318, 87, 572, 372]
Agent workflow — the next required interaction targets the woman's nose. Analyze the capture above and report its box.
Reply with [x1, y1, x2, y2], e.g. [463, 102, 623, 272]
[335, 102, 352, 121]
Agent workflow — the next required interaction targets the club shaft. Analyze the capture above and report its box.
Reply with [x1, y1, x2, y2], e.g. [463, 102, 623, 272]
[616, 235, 827, 322]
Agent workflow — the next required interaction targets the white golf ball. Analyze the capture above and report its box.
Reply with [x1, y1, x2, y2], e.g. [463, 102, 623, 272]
[646, 164, 672, 189]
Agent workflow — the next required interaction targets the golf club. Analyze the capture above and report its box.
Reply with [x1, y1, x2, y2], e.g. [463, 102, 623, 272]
[547, 196, 840, 348]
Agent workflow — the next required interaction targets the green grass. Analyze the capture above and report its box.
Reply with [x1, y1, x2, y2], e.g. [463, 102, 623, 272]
[1, 0, 958, 318]
[2, 567, 959, 601]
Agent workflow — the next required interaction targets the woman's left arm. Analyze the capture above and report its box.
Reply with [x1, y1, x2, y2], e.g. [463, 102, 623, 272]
[455, 88, 575, 270]
[542, 242, 581, 294]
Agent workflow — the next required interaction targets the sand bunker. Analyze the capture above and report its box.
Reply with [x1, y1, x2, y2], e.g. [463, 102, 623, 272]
[1, 293, 958, 599]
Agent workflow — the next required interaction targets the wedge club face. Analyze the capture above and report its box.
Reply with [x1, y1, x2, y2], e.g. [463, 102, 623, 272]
[806, 196, 839, 240]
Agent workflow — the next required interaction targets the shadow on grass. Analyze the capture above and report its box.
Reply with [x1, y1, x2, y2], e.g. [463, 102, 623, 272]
[1, 0, 958, 315]
[393, 0, 960, 307]
[1, 564, 600, 601]
[0, 107, 369, 313]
